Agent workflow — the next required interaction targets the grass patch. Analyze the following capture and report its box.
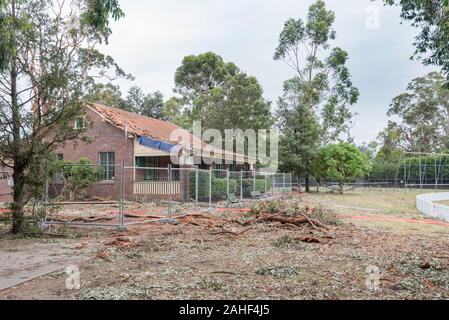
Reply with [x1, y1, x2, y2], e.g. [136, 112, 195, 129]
[272, 235, 296, 249]
[198, 278, 227, 292]
[255, 266, 299, 278]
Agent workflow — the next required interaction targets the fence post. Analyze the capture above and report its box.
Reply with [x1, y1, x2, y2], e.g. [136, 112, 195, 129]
[289, 172, 292, 192]
[226, 169, 230, 196]
[272, 174, 275, 196]
[209, 167, 212, 208]
[253, 168, 256, 192]
[283, 173, 286, 192]
[195, 168, 199, 203]
[168, 164, 172, 216]
[240, 170, 243, 200]
[264, 174, 267, 194]
[119, 161, 125, 230]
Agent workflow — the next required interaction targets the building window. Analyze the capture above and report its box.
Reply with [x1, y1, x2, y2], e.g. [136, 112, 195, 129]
[74, 116, 85, 129]
[172, 163, 180, 181]
[136, 157, 158, 180]
[99, 152, 115, 180]
[57, 154, 64, 161]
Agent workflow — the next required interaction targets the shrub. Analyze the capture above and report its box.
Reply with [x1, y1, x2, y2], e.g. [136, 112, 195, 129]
[242, 178, 269, 197]
[55, 158, 103, 201]
[189, 174, 238, 200]
[211, 178, 237, 199]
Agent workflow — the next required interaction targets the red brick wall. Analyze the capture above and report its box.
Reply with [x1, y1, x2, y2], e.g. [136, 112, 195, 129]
[53, 108, 134, 200]
[0, 167, 12, 202]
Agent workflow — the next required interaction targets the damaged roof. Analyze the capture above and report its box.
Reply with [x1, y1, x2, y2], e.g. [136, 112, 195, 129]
[88, 103, 201, 146]
[87, 103, 255, 162]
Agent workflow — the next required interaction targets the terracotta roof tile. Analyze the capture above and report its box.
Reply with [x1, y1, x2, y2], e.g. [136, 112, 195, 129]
[87, 104, 252, 162]
[88, 103, 191, 144]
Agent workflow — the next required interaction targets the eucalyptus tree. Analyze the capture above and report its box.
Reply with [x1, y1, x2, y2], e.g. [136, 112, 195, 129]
[383, 0, 449, 85]
[274, 0, 359, 191]
[274, 0, 359, 142]
[0, 0, 127, 233]
[380, 72, 449, 154]
[173, 51, 272, 134]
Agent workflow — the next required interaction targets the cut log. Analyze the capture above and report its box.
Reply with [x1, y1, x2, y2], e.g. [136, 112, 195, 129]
[295, 236, 321, 243]
[71, 216, 115, 223]
[48, 201, 117, 205]
[124, 213, 164, 219]
[48, 215, 115, 223]
[243, 214, 309, 227]
[209, 227, 253, 236]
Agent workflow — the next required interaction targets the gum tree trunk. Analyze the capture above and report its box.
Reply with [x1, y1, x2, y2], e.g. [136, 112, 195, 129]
[305, 175, 310, 193]
[11, 167, 26, 233]
[10, 0, 26, 234]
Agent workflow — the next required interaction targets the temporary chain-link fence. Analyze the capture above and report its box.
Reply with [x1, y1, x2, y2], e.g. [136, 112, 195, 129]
[40, 162, 294, 230]
[43, 163, 123, 229]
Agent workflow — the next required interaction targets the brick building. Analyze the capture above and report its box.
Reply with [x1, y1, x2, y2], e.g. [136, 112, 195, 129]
[49, 103, 255, 201]
[0, 164, 13, 202]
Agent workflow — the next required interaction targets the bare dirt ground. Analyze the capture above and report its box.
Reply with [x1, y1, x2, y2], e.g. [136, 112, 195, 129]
[0, 189, 448, 300]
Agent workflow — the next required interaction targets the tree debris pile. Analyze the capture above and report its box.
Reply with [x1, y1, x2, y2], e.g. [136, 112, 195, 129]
[388, 254, 449, 295]
[177, 199, 339, 243]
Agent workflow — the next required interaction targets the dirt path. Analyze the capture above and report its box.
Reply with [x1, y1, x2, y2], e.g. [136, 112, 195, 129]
[0, 238, 100, 291]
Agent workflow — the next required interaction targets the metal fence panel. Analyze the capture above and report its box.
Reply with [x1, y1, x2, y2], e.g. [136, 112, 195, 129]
[44, 163, 123, 228]
[42, 161, 295, 229]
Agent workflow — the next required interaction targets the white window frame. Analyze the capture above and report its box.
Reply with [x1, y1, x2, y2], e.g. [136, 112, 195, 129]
[99, 152, 115, 181]
[74, 115, 86, 130]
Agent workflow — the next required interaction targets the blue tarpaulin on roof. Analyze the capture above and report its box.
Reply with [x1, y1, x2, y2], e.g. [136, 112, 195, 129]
[137, 135, 180, 153]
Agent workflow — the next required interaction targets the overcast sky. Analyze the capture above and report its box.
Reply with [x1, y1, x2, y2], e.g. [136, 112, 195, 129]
[99, 0, 437, 145]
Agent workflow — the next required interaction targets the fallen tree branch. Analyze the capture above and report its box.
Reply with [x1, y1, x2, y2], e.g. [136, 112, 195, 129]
[210, 270, 238, 275]
[243, 214, 309, 227]
[71, 216, 115, 223]
[295, 236, 321, 243]
[124, 213, 164, 219]
[209, 226, 253, 236]
[48, 215, 115, 223]
[297, 212, 319, 229]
